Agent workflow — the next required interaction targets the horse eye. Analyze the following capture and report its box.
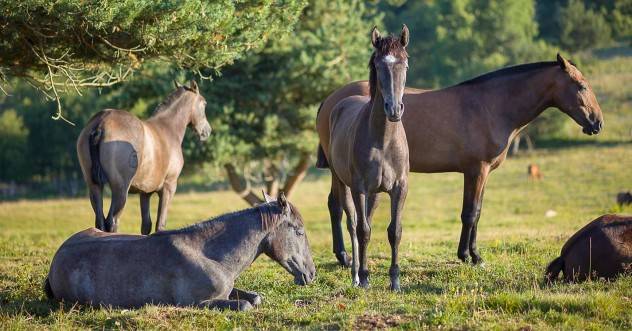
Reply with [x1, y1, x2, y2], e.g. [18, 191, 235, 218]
[295, 228, 305, 236]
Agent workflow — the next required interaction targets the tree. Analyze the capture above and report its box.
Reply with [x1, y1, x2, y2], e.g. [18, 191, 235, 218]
[558, 0, 612, 51]
[0, 110, 29, 181]
[381, 0, 555, 87]
[0, 0, 306, 122]
[195, 0, 382, 204]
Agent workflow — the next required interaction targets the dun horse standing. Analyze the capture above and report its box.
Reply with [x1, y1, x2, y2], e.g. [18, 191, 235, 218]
[77, 80, 211, 234]
[318, 54, 603, 266]
[327, 26, 410, 290]
[44, 193, 316, 310]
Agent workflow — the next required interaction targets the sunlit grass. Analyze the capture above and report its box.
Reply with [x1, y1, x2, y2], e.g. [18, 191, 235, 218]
[1, 144, 631, 329]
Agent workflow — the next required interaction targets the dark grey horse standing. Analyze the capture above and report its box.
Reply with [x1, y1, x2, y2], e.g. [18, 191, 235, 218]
[44, 193, 315, 311]
[326, 26, 410, 290]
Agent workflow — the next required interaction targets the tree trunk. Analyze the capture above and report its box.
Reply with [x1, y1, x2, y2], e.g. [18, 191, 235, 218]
[224, 163, 263, 206]
[282, 153, 311, 199]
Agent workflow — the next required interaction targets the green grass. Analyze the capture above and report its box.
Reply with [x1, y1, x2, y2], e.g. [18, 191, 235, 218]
[1, 143, 631, 330]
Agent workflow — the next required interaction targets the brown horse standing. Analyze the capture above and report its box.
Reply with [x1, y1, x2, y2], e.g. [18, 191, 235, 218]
[327, 26, 409, 290]
[77, 81, 211, 234]
[317, 54, 603, 266]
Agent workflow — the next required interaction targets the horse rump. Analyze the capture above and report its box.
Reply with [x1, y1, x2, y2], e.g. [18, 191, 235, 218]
[545, 256, 565, 282]
[315, 102, 329, 169]
[88, 125, 108, 185]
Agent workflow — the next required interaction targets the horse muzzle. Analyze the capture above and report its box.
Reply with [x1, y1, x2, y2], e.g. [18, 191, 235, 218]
[385, 102, 404, 122]
[582, 120, 603, 135]
[198, 126, 212, 141]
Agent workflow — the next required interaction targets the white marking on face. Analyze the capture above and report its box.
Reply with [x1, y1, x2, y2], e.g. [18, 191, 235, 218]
[383, 55, 397, 64]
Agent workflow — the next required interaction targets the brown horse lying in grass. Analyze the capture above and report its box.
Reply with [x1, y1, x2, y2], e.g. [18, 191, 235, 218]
[546, 214, 632, 282]
[317, 54, 604, 266]
[44, 193, 315, 311]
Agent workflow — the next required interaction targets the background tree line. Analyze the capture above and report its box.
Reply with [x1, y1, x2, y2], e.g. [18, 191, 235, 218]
[0, 0, 629, 201]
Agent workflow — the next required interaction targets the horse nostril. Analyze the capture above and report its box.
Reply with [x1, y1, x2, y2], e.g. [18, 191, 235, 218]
[399, 103, 405, 112]
[384, 102, 390, 110]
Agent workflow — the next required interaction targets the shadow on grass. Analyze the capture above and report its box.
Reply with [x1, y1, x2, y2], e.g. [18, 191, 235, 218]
[533, 138, 630, 150]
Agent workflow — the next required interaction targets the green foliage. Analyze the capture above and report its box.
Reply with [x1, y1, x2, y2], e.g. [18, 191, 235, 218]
[0, 110, 28, 181]
[198, 0, 381, 168]
[611, 0, 632, 40]
[381, 0, 555, 87]
[0, 0, 306, 97]
[558, 0, 612, 51]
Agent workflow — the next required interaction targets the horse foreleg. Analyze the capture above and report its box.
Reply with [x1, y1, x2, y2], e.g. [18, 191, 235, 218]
[156, 182, 176, 232]
[388, 182, 407, 291]
[339, 182, 359, 286]
[140, 192, 152, 235]
[458, 165, 490, 264]
[229, 288, 262, 306]
[88, 183, 105, 230]
[352, 190, 371, 288]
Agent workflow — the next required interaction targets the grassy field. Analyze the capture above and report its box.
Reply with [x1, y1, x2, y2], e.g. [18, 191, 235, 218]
[1, 142, 631, 330]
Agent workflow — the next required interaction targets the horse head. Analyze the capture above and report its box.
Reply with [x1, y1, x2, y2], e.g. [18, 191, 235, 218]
[369, 25, 409, 122]
[262, 192, 316, 285]
[552, 53, 603, 135]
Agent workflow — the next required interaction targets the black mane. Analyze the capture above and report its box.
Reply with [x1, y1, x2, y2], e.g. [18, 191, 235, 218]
[457, 61, 559, 86]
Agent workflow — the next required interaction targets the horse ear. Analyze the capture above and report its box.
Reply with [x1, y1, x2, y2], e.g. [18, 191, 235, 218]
[400, 24, 409, 48]
[557, 53, 570, 71]
[371, 26, 381, 48]
[189, 80, 199, 93]
[174, 80, 182, 89]
[263, 190, 274, 203]
[278, 191, 289, 211]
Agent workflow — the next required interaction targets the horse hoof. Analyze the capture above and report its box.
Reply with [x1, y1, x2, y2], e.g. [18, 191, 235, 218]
[251, 295, 263, 306]
[336, 252, 352, 267]
[359, 280, 370, 289]
[237, 301, 253, 311]
[390, 282, 401, 292]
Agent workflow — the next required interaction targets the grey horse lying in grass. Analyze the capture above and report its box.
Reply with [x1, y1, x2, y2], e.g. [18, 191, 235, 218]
[546, 214, 632, 282]
[44, 193, 315, 311]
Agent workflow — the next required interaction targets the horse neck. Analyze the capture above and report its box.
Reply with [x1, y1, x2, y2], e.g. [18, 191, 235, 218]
[368, 87, 401, 146]
[194, 208, 271, 278]
[149, 96, 192, 143]
[467, 67, 557, 132]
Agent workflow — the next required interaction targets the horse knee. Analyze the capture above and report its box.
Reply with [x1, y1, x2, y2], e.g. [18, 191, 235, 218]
[460, 210, 479, 227]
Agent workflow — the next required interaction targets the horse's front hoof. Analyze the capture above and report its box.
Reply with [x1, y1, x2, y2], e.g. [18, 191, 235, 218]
[237, 301, 253, 311]
[336, 251, 352, 267]
[250, 294, 263, 306]
[389, 281, 401, 292]
[471, 255, 485, 266]
[457, 252, 471, 264]
[359, 279, 370, 289]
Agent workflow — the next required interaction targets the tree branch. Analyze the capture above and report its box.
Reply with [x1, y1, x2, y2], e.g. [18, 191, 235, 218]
[282, 152, 311, 199]
[224, 163, 263, 206]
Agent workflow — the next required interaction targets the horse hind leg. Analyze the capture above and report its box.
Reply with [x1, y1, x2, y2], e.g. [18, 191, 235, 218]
[104, 178, 131, 233]
[88, 183, 105, 230]
[328, 177, 351, 267]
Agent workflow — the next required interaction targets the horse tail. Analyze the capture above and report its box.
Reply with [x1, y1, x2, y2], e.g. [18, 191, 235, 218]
[89, 123, 108, 186]
[545, 256, 564, 282]
[315, 102, 329, 169]
[43, 277, 54, 300]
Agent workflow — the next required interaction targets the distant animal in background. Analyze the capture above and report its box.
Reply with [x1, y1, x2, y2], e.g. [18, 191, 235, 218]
[617, 192, 632, 206]
[546, 214, 632, 282]
[44, 193, 315, 311]
[527, 164, 543, 180]
[77, 81, 211, 234]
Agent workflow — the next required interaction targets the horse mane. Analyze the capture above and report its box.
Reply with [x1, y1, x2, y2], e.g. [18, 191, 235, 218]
[152, 87, 190, 115]
[457, 61, 561, 86]
[369, 35, 408, 100]
[151, 201, 295, 236]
